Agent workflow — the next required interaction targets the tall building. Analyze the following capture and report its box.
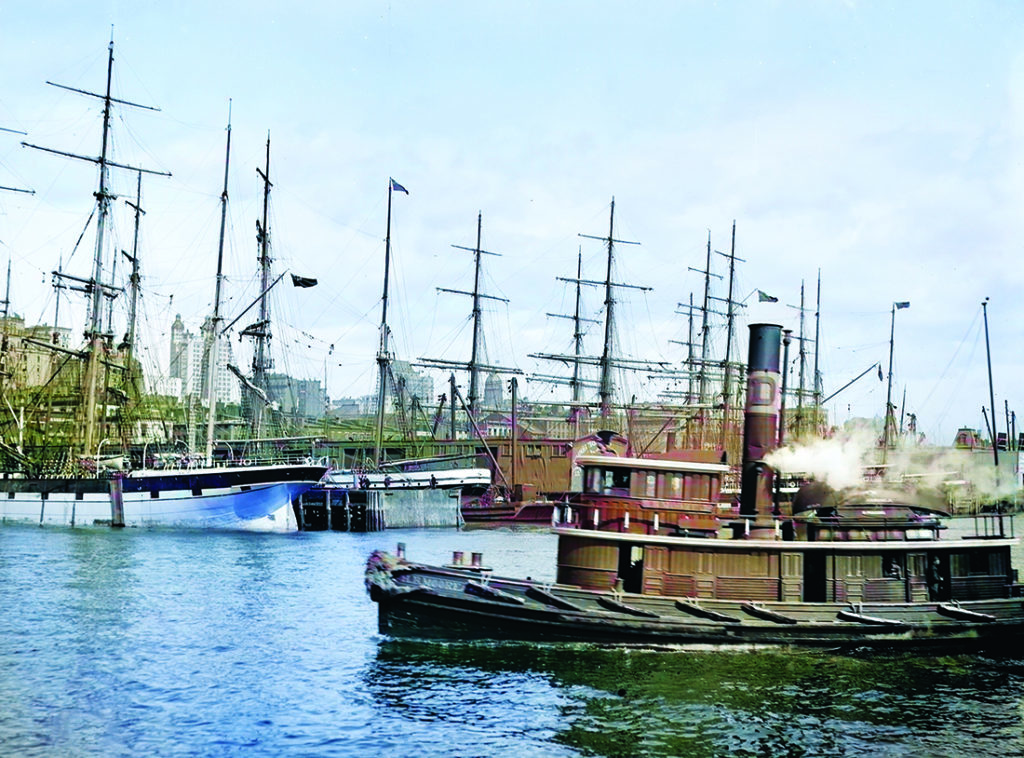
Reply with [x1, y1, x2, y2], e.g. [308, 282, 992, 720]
[186, 336, 203, 397]
[208, 330, 240, 407]
[266, 373, 323, 418]
[484, 371, 504, 410]
[166, 314, 239, 405]
[0, 316, 74, 389]
[377, 360, 434, 407]
[169, 314, 188, 382]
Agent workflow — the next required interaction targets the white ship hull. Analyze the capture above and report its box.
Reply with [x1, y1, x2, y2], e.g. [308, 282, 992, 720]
[0, 464, 327, 529]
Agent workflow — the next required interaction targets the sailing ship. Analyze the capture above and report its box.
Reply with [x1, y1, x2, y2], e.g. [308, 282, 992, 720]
[0, 40, 326, 529]
[462, 199, 703, 524]
[366, 323, 1024, 648]
[311, 203, 760, 529]
[299, 181, 492, 531]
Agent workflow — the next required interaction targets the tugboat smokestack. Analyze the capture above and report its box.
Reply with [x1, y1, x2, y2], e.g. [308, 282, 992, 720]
[740, 323, 782, 517]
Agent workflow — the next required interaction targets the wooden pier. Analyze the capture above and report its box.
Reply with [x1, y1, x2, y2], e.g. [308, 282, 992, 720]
[293, 485, 465, 532]
[293, 488, 386, 532]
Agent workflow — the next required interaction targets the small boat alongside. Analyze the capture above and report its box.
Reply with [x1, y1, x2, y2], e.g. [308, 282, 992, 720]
[343, 465, 491, 492]
[460, 494, 559, 527]
[297, 460, 491, 531]
[366, 324, 1024, 649]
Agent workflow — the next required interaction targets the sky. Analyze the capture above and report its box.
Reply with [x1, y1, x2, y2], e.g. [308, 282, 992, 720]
[1, 1, 1023, 446]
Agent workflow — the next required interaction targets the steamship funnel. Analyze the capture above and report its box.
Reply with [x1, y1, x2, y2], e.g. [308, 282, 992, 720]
[739, 323, 782, 517]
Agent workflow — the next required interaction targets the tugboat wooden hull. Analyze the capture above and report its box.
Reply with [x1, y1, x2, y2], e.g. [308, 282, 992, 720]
[365, 324, 1024, 652]
[367, 551, 1024, 650]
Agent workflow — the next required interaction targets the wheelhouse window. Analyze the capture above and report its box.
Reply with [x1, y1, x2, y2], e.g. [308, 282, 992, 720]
[584, 466, 631, 495]
[606, 468, 630, 495]
[640, 472, 656, 498]
[667, 473, 683, 499]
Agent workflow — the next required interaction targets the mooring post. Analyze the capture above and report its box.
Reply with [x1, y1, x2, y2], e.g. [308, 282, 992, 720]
[109, 477, 125, 528]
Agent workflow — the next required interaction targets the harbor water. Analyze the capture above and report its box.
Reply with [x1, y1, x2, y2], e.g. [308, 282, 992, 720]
[2, 520, 1024, 757]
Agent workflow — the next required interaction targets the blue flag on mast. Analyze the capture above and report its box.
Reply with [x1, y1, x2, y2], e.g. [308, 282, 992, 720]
[390, 178, 408, 194]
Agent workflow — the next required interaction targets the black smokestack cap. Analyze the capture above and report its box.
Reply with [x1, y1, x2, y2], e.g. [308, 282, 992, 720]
[747, 324, 781, 374]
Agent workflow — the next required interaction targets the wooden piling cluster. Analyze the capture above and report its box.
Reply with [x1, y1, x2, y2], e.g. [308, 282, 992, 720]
[293, 487, 386, 532]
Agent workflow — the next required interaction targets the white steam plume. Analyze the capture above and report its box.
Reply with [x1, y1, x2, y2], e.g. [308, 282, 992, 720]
[767, 427, 1020, 505]
[765, 428, 876, 491]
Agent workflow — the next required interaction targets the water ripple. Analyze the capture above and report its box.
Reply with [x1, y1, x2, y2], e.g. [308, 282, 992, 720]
[3, 524, 1024, 756]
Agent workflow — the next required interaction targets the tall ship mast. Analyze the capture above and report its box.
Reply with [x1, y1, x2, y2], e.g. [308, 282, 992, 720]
[661, 224, 750, 457]
[249, 134, 274, 441]
[22, 37, 170, 458]
[712, 222, 744, 454]
[588, 198, 647, 417]
[419, 211, 522, 427]
[121, 172, 144, 363]
[203, 110, 232, 464]
[228, 134, 299, 450]
[531, 198, 667, 423]
[692, 231, 717, 409]
[373, 178, 407, 465]
[530, 249, 601, 431]
[1, 42, 327, 529]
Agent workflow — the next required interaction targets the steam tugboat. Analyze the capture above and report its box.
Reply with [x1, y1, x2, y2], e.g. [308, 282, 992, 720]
[366, 324, 1024, 648]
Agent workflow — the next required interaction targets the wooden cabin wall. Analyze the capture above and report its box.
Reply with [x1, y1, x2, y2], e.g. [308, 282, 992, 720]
[556, 535, 618, 590]
[637, 545, 780, 601]
[495, 441, 573, 495]
[712, 551, 780, 601]
[559, 535, 1014, 604]
[907, 553, 930, 601]
[780, 552, 802, 602]
[950, 547, 1011, 600]
[635, 544, 984, 604]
